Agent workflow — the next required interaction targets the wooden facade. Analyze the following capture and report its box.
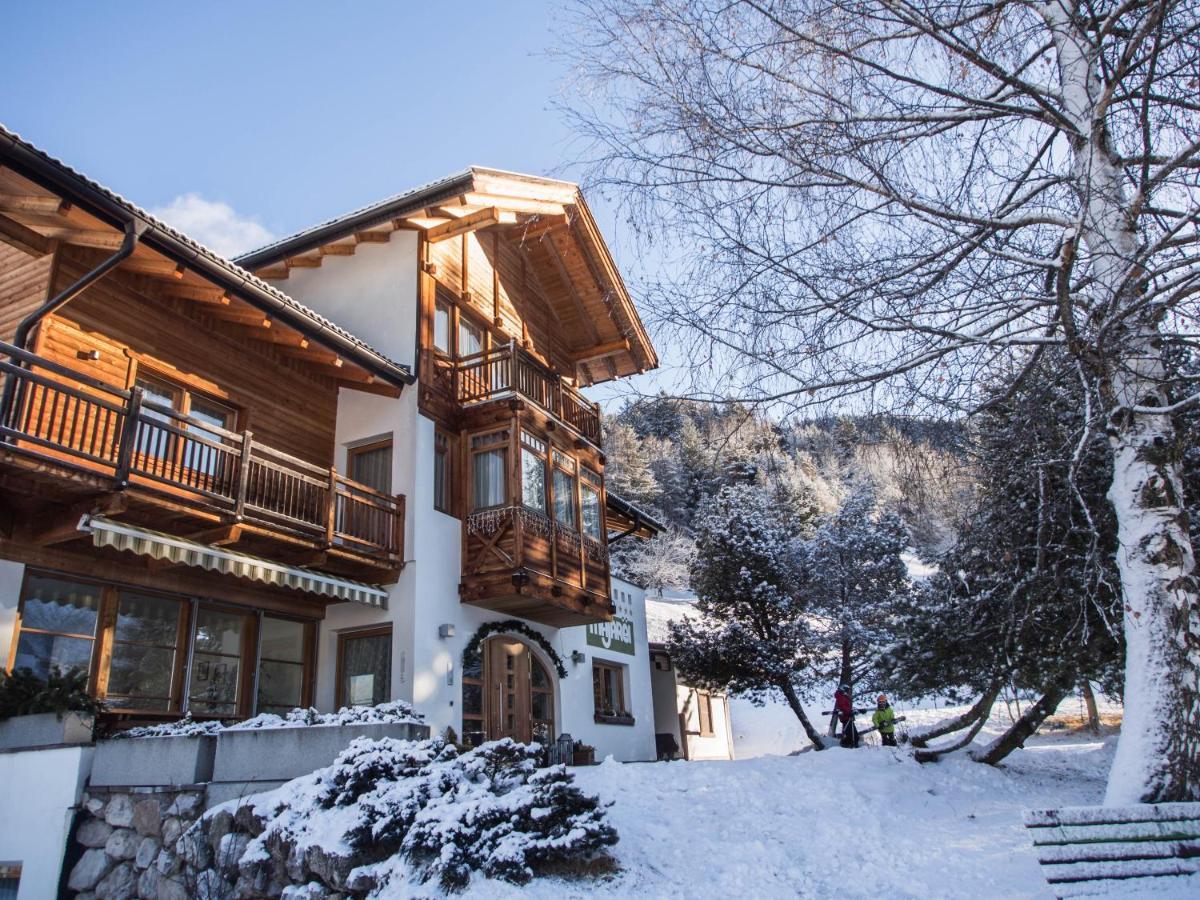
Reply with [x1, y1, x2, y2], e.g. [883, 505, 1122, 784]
[238, 169, 656, 629]
[0, 146, 409, 592]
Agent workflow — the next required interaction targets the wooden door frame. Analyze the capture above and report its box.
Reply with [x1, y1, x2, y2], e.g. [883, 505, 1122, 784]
[480, 634, 556, 744]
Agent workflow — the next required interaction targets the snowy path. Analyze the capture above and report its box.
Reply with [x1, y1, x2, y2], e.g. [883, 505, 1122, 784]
[460, 728, 1114, 899]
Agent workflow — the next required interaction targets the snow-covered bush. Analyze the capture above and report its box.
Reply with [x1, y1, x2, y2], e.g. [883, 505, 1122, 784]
[110, 700, 424, 739]
[227, 700, 424, 731]
[184, 736, 617, 895]
[111, 713, 223, 739]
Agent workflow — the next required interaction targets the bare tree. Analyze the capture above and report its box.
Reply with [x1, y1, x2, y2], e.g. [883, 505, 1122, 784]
[562, 0, 1200, 801]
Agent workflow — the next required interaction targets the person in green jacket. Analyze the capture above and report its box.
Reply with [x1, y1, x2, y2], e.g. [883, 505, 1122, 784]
[873, 695, 897, 746]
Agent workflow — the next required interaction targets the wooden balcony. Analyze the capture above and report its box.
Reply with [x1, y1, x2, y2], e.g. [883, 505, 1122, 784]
[460, 505, 612, 627]
[0, 341, 403, 581]
[430, 341, 603, 447]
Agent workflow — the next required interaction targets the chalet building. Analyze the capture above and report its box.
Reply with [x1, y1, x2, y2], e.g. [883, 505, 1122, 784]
[0, 126, 675, 775]
[232, 164, 662, 760]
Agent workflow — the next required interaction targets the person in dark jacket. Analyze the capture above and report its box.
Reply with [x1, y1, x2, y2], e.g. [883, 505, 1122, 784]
[834, 683, 858, 748]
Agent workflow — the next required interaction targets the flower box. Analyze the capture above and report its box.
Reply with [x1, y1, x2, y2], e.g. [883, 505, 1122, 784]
[571, 747, 596, 766]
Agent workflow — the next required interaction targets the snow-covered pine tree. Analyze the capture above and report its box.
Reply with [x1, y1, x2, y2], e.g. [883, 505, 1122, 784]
[806, 486, 910, 691]
[884, 352, 1124, 762]
[666, 483, 827, 748]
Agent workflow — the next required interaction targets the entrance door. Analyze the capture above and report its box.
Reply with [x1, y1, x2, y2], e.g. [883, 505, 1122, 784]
[487, 638, 531, 743]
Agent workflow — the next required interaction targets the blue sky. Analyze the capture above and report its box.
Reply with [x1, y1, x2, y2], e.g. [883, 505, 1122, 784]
[1, 1, 584, 247]
[2, 1, 673, 403]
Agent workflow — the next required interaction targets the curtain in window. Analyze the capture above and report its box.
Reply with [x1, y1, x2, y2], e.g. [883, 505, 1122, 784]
[434, 300, 451, 352]
[473, 448, 507, 509]
[351, 444, 393, 493]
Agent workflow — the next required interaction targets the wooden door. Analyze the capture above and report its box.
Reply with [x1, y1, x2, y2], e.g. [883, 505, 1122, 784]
[486, 638, 531, 743]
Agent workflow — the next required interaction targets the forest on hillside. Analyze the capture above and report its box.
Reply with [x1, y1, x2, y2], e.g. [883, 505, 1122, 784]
[604, 395, 971, 590]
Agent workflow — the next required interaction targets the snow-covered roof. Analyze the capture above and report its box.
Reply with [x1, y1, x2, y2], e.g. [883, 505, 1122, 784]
[645, 595, 702, 645]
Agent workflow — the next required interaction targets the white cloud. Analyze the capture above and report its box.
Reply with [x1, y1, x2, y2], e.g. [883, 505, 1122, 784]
[148, 193, 275, 258]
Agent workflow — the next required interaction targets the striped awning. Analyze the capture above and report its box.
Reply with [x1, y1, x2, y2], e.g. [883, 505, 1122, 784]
[83, 516, 388, 608]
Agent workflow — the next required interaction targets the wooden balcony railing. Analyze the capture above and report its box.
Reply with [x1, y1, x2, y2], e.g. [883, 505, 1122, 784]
[445, 341, 603, 447]
[0, 341, 403, 564]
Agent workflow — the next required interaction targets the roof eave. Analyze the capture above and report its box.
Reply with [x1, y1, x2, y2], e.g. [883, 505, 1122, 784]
[0, 130, 413, 388]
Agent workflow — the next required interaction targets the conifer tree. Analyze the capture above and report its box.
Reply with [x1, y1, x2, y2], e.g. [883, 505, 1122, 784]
[666, 484, 827, 747]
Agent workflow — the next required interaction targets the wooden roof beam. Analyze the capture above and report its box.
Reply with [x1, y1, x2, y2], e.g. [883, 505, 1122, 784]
[458, 192, 568, 217]
[516, 214, 569, 242]
[320, 242, 356, 256]
[252, 327, 310, 349]
[542, 235, 601, 345]
[122, 257, 186, 279]
[286, 254, 322, 269]
[163, 284, 231, 305]
[255, 265, 289, 280]
[354, 230, 391, 244]
[214, 308, 272, 328]
[278, 344, 342, 367]
[0, 194, 70, 216]
[425, 207, 516, 243]
[28, 225, 126, 250]
[573, 339, 631, 366]
[0, 213, 51, 256]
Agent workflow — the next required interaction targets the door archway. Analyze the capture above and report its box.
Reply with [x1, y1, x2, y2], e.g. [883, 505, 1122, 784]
[461, 635, 556, 747]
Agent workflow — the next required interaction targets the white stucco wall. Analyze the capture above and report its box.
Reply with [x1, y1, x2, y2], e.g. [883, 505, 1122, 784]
[678, 687, 735, 760]
[0, 559, 25, 668]
[0, 745, 93, 898]
[270, 231, 420, 370]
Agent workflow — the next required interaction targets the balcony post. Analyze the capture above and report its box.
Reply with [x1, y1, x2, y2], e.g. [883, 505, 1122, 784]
[233, 430, 253, 521]
[508, 338, 518, 395]
[113, 385, 143, 488]
[325, 467, 338, 547]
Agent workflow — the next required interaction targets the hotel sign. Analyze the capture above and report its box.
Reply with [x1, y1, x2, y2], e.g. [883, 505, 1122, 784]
[587, 616, 635, 655]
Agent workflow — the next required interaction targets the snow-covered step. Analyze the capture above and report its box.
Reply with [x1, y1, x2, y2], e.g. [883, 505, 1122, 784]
[1036, 838, 1199, 864]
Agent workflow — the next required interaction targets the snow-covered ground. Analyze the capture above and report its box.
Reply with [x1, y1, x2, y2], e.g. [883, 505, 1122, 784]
[457, 699, 1197, 900]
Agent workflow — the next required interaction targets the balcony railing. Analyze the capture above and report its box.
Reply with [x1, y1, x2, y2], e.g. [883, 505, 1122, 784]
[0, 341, 403, 564]
[441, 341, 602, 447]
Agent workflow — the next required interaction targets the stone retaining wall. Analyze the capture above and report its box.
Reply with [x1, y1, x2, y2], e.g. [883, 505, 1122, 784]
[65, 785, 205, 900]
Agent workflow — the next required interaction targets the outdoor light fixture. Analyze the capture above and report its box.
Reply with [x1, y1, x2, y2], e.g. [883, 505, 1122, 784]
[438, 624, 455, 638]
[571, 650, 586, 665]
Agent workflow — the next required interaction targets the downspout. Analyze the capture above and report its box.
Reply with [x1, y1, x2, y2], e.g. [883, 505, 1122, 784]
[1, 220, 144, 430]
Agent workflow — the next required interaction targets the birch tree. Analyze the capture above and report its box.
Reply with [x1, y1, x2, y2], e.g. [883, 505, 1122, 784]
[564, 0, 1200, 802]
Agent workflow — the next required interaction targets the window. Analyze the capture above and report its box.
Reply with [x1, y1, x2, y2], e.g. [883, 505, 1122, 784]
[134, 373, 237, 481]
[106, 590, 185, 711]
[10, 574, 102, 685]
[697, 690, 714, 737]
[530, 653, 555, 744]
[257, 617, 310, 714]
[433, 431, 452, 513]
[337, 626, 392, 707]
[581, 468, 603, 540]
[471, 431, 509, 510]
[189, 607, 250, 716]
[7, 570, 316, 719]
[459, 316, 483, 357]
[349, 438, 393, 493]
[434, 296, 452, 353]
[593, 661, 627, 718]
[520, 432, 547, 513]
[461, 644, 484, 748]
[552, 449, 578, 530]
[0, 864, 20, 900]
